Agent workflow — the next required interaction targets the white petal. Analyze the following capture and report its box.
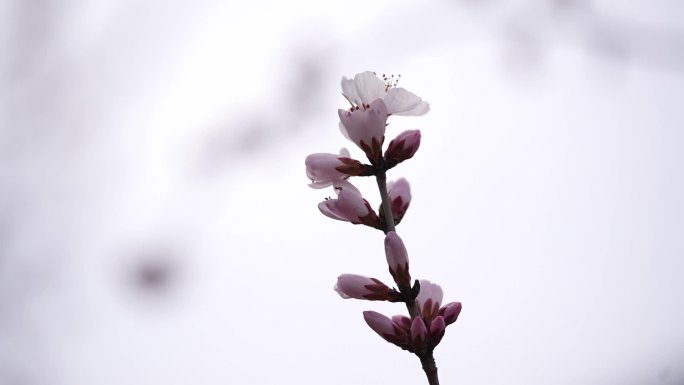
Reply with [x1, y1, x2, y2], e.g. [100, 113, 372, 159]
[338, 114, 352, 141]
[341, 77, 362, 106]
[384, 88, 429, 116]
[318, 201, 345, 221]
[354, 71, 385, 105]
[308, 180, 333, 189]
[401, 101, 430, 116]
[339, 147, 350, 157]
[332, 179, 361, 196]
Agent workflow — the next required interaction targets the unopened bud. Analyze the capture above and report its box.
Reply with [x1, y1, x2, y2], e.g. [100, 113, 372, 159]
[384, 130, 421, 169]
[334, 274, 393, 301]
[410, 316, 428, 351]
[438, 302, 462, 325]
[429, 315, 446, 347]
[384, 231, 411, 290]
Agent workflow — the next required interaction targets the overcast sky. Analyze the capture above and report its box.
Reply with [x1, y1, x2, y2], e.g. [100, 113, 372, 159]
[2, 1, 684, 384]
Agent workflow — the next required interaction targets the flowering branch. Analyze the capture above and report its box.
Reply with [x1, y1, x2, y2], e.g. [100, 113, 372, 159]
[305, 71, 461, 385]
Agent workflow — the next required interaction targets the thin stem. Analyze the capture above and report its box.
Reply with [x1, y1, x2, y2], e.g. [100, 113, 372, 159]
[420, 353, 440, 385]
[376, 169, 441, 385]
[375, 171, 395, 234]
[405, 299, 420, 319]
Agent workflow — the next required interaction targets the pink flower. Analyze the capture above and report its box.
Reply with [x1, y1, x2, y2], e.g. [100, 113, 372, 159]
[416, 280, 444, 320]
[318, 181, 379, 228]
[387, 178, 411, 224]
[341, 71, 429, 116]
[363, 311, 411, 350]
[384, 231, 411, 290]
[384, 130, 421, 169]
[338, 99, 387, 163]
[305, 148, 369, 189]
[334, 274, 393, 301]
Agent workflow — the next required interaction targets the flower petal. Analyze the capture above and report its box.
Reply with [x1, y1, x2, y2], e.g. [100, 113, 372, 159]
[332, 179, 361, 196]
[341, 76, 362, 106]
[353, 71, 385, 105]
[384, 87, 429, 116]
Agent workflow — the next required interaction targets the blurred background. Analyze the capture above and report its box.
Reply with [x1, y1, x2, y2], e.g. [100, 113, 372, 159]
[1, 0, 684, 384]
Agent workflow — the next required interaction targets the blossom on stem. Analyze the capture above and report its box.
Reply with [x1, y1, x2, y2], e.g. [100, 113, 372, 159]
[338, 99, 387, 164]
[412, 281, 463, 349]
[384, 130, 421, 169]
[415, 280, 444, 321]
[385, 178, 411, 224]
[384, 231, 411, 290]
[341, 71, 429, 116]
[318, 181, 379, 228]
[334, 274, 394, 301]
[305, 148, 369, 189]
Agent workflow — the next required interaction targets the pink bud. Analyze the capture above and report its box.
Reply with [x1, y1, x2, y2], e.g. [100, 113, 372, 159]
[384, 129, 421, 169]
[410, 316, 428, 351]
[438, 302, 462, 325]
[338, 99, 387, 164]
[318, 181, 379, 228]
[305, 149, 367, 189]
[363, 311, 410, 349]
[334, 274, 392, 301]
[391, 315, 412, 333]
[387, 178, 411, 223]
[416, 280, 443, 320]
[429, 315, 446, 347]
[384, 231, 411, 289]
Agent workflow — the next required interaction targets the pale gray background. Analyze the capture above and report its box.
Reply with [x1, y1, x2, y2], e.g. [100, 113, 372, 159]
[1, 0, 684, 384]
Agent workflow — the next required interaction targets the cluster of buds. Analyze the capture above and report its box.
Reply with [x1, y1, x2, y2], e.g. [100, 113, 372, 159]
[363, 280, 462, 354]
[305, 71, 461, 383]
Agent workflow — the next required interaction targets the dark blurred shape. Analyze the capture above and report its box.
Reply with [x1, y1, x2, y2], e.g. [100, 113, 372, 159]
[198, 44, 332, 174]
[456, 0, 684, 73]
[136, 259, 173, 291]
[125, 251, 180, 296]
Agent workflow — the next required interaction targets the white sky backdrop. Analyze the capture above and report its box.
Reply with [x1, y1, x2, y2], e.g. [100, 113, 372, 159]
[1, 1, 684, 384]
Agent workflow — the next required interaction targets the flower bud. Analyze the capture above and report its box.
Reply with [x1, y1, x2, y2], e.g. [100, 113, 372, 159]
[384, 231, 411, 290]
[338, 99, 387, 164]
[386, 178, 411, 224]
[429, 315, 446, 347]
[384, 130, 421, 169]
[334, 274, 393, 301]
[391, 315, 412, 333]
[363, 311, 410, 350]
[410, 316, 428, 351]
[438, 302, 462, 325]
